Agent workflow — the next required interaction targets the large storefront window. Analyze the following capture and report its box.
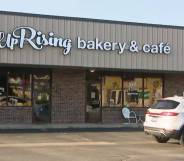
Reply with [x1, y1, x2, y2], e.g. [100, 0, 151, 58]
[0, 72, 7, 106]
[8, 72, 32, 106]
[100, 74, 163, 108]
[0, 69, 52, 108]
[123, 77, 143, 108]
[102, 76, 122, 107]
[143, 78, 163, 106]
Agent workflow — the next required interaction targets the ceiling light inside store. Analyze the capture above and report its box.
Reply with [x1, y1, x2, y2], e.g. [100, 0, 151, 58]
[90, 69, 95, 73]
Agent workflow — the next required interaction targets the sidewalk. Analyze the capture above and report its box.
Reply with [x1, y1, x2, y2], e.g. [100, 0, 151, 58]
[0, 123, 144, 133]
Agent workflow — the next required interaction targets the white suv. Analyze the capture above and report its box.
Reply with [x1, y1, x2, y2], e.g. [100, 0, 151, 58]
[144, 96, 184, 146]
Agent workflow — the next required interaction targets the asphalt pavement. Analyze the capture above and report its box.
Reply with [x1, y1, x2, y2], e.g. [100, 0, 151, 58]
[0, 131, 183, 161]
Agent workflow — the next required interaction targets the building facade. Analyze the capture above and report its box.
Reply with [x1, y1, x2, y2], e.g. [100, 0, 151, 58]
[0, 11, 184, 124]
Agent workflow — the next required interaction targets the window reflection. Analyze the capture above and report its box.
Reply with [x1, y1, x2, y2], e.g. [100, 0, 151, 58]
[8, 73, 32, 106]
[32, 73, 51, 122]
[87, 83, 101, 109]
[33, 74, 50, 105]
[144, 78, 163, 106]
[102, 76, 122, 107]
[123, 77, 143, 107]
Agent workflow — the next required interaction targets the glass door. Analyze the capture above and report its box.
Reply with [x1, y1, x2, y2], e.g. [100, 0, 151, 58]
[32, 73, 51, 123]
[86, 81, 101, 123]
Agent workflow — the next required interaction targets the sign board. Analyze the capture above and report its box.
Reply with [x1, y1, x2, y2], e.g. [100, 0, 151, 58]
[0, 26, 171, 55]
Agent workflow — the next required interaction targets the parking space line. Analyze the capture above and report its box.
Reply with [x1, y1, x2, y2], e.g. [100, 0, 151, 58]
[0, 142, 116, 148]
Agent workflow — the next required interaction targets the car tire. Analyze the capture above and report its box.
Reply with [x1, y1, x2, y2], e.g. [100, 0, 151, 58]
[179, 130, 184, 146]
[153, 136, 170, 143]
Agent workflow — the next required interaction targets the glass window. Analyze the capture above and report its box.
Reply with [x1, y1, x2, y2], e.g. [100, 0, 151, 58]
[87, 82, 101, 108]
[123, 77, 143, 108]
[32, 73, 51, 123]
[8, 72, 32, 106]
[33, 73, 50, 106]
[151, 100, 179, 109]
[0, 72, 7, 106]
[102, 76, 122, 107]
[144, 78, 163, 106]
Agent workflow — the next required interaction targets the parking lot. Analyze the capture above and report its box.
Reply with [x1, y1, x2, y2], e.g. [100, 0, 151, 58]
[0, 131, 183, 161]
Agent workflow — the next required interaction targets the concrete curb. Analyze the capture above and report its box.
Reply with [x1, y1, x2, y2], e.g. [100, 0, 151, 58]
[0, 123, 144, 133]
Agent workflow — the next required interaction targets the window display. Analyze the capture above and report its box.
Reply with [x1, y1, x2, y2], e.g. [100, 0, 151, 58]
[143, 78, 163, 106]
[123, 77, 143, 107]
[8, 73, 32, 106]
[0, 73, 7, 106]
[102, 76, 122, 107]
[33, 74, 50, 105]
[32, 73, 51, 123]
[0, 70, 51, 108]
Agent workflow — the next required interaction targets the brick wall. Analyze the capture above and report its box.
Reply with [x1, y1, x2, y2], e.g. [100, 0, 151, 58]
[102, 108, 145, 123]
[102, 108, 124, 123]
[0, 107, 32, 124]
[164, 74, 184, 97]
[51, 69, 86, 123]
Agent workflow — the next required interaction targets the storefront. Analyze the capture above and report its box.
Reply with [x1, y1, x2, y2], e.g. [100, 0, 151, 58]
[0, 11, 184, 124]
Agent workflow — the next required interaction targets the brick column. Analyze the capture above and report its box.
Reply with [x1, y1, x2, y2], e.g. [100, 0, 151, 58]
[51, 69, 86, 123]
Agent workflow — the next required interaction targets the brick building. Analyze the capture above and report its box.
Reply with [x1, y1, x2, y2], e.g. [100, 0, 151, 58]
[0, 11, 183, 124]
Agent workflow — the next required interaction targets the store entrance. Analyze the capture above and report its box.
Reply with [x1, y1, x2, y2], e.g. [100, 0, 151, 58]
[86, 81, 101, 123]
[32, 73, 51, 123]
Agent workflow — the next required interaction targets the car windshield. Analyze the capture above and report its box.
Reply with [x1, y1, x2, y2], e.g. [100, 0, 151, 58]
[150, 100, 179, 109]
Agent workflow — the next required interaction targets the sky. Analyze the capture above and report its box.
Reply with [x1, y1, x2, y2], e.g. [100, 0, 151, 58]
[0, 0, 184, 26]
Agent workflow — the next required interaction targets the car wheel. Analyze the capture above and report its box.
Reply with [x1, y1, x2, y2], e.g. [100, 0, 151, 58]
[153, 136, 170, 143]
[179, 130, 184, 146]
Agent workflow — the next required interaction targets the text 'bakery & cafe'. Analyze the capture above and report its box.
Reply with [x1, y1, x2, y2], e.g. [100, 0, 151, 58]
[0, 11, 182, 124]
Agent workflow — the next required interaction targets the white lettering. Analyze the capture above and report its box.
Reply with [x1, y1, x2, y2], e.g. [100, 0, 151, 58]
[118, 43, 126, 54]
[143, 44, 150, 53]
[143, 43, 171, 54]
[48, 32, 54, 46]
[163, 45, 171, 54]
[159, 43, 164, 54]
[87, 41, 95, 50]
[0, 26, 72, 55]
[10, 38, 18, 50]
[63, 39, 72, 55]
[112, 42, 117, 51]
[103, 42, 111, 51]
[42, 34, 49, 46]
[6, 34, 12, 49]
[13, 27, 40, 49]
[77, 37, 86, 49]
[95, 38, 103, 50]
[0, 27, 171, 56]
[151, 45, 158, 53]
[0, 32, 6, 48]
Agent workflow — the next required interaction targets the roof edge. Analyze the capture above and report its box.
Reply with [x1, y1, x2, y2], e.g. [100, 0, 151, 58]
[0, 10, 184, 30]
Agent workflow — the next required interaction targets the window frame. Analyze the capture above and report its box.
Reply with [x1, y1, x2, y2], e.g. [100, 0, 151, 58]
[7, 71, 32, 107]
[101, 75, 123, 108]
[0, 70, 8, 106]
[123, 76, 144, 108]
[0, 68, 52, 108]
[143, 76, 164, 107]
[89, 71, 164, 109]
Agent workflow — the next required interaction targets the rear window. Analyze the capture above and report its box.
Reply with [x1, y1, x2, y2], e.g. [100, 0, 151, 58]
[151, 100, 179, 109]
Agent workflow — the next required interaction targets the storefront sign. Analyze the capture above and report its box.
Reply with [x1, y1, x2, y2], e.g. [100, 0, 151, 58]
[0, 26, 72, 55]
[77, 37, 171, 54]
[0, 26, 171, 55]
